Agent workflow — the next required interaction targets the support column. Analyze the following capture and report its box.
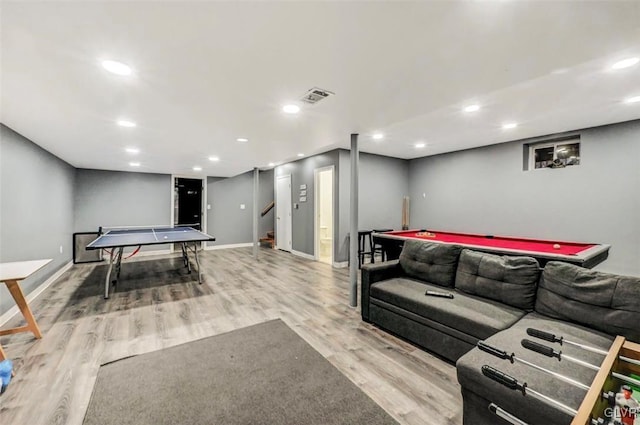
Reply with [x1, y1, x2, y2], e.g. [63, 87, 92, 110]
[349, 134, 359, 307]
[253, 167, 259, 260]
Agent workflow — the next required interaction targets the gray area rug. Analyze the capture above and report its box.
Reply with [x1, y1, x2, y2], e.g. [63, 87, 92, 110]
[83, 319, 398, 425]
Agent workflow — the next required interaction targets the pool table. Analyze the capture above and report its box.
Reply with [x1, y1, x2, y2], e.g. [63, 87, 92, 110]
[372, 229, 610, 269]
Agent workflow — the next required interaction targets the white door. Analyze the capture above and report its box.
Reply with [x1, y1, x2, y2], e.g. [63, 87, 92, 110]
[276, 175, 292, 252]
[315, 167, 334, 264]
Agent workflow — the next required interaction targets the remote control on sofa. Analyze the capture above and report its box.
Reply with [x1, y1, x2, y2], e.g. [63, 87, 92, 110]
[425, 290, 454, 299]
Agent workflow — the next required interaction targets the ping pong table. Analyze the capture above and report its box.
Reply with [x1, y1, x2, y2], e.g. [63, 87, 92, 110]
[86, 226, 215, 299]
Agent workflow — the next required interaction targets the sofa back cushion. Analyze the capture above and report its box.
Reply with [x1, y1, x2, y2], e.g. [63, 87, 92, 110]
[399, 240, 462, 287]
[455, 249, 540, 311]
[535, 262, 640, 342]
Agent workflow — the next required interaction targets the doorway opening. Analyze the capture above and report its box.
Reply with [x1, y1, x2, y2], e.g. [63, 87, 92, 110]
[315, 166, 334, 265]
[276, 174, 292, 252]
[174, 177, 204, 230]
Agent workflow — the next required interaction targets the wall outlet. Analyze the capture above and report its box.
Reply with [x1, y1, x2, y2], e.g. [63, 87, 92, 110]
[240, 204, 245, 210]
[59, 245, 63, 254]
[207, 204, 211, 210]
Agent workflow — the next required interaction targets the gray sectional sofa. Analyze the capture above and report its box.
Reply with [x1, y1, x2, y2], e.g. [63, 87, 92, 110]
[361, 240, 640, 425]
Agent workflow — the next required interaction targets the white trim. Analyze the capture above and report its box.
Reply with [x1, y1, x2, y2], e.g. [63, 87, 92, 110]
[314, 165, 334, 265]
[332, 261, 348, 268]
[204, 243, 253, 251]
[275, 174, 292, 252]
[0, 260, 73, 327]
[291, 250, 315, 261]
[314, 170, 318, 260]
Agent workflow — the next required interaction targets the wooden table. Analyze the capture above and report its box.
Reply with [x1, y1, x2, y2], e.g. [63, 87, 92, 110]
[0, 259, 51, 362]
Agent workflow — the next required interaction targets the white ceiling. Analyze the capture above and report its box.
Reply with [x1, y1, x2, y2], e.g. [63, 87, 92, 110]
[2, 1, 639, 177]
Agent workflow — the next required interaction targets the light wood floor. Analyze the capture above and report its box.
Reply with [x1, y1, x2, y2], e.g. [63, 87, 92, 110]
[0, 247, 463, 425]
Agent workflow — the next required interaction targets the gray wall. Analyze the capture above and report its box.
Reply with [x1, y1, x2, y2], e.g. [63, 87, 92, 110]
[206, 169, 273, 247]
[337, 150, 410, 262]
[74, 169, 172, 251]
[275, 149, 409, 263]
[275, 151, 340, 257]
[408, 119, 640, 276]
[0, 125, 75, 315]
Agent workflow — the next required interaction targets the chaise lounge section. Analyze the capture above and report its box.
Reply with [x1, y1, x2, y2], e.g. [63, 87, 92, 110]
[361, 239, 640, 425]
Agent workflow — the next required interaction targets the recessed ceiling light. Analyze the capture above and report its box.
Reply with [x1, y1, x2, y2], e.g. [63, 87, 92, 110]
[283, 104, 301, 114]
[129, 162, 140, 167]
[268, 162, 275, 167]
[193, 166, 202, 172]
[101, 60, 132, 76]
[117, 120, 136, 128]
[502, 122, 518, 130]
[625, 95, 640, 104]
[208, 156, 220, 162]
[611, 57, 639, 70]
[415, 143, 426, 149]
[372, 133, 384, 140]
[463, 104, 480, 113]
[297, 153, 304, 157]
[125, 147, 139, 154]
[237, 138, 249, 143]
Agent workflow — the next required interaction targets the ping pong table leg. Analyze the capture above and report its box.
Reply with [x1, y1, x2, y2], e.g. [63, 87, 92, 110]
[114, 247, 124, 283]
[182, 243, 192, 274]
[194, 242, 202, 284]
[105, 249, 115, 299]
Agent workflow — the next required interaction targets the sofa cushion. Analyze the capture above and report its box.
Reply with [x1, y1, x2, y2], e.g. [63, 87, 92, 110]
[455, 249, 540, 311]
[457, 312, 613, 425]
[398, 240, 462, 288]
[535, 262, 640, 342]
[370, 278, 526, 340]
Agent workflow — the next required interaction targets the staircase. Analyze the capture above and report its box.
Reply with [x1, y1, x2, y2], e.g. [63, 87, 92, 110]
[259, 230, 275, 248]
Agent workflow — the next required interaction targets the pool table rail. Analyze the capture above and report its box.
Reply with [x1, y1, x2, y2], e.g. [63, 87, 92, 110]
[372, 230, 610, 269]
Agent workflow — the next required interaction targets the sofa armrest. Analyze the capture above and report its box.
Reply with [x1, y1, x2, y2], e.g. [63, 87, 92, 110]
[361, 260, 402, 321]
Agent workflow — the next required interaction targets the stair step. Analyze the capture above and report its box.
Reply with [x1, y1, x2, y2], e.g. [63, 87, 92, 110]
[259, 237, 275, 248]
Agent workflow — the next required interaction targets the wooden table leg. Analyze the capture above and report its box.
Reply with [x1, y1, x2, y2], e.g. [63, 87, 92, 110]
[4, 280, 42, 339]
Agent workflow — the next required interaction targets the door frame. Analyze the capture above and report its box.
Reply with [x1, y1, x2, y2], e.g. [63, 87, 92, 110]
[170, 174, 207, 252]
[274, 173, 292, 252]
[314, 165, 334, 264]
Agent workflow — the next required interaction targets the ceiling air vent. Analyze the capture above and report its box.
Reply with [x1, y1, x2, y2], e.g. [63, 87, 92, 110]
[300, 87, 334, 104]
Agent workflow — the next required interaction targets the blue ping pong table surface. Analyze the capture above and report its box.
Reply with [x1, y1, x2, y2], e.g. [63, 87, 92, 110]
[86, 227, 215, 249]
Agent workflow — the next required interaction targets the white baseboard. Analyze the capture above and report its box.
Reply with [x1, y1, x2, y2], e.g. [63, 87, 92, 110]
[0, 260, 73, 328]
[291, 250, 316, 261]
[205, 243, 253, 251]
[332, 261, 348, 268]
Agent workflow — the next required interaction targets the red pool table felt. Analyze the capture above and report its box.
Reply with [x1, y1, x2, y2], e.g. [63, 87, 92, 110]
[384, 230, 595, 256]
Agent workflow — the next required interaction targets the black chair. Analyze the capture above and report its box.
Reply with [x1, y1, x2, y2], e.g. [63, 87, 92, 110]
[358, 230, 374, 267]
[372, 229, 393, 262]
[347, 230, 374, 268]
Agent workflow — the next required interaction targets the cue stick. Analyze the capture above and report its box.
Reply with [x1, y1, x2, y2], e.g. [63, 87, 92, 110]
[402, 196, 409, 230]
